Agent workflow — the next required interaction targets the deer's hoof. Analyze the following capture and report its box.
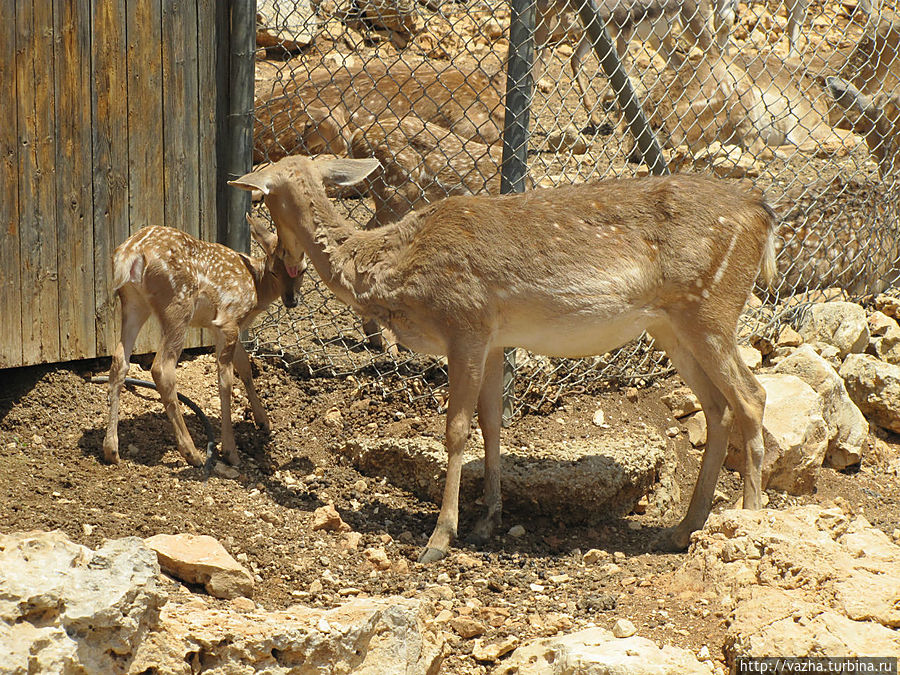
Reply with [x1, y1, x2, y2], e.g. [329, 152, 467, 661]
[418, 546, 448, 564]
[652, 527, 691, 553]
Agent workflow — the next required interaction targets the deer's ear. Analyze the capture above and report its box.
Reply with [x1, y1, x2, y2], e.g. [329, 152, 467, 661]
[317, 158, 381, 187]
[246, 214, 277, 256]
[230, 167, 276, 195]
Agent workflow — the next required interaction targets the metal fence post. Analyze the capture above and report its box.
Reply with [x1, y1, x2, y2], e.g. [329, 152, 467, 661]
[221, 0, 257, 253]
[569, 0, 669, 175]
[499, 0, 537, 425]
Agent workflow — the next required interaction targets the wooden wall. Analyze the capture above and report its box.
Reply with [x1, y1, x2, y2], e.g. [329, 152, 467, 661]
[0, 0, 236, 369]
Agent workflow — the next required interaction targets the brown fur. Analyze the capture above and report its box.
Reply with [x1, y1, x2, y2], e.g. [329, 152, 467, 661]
[231, 156, 776, 562]
[253, 59, 505, 163]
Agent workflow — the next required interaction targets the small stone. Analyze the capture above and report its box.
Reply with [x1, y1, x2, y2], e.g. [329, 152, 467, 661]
[363, 547, 391, 571]
[508, 525, 526, 538]
[685, 412, 708, 447]
[322, 407, 343, 429]
[82, 523, 94, 537]
[875, 294, 900, 318]
[31, 434, 44, 446]
[777, 325, 803, 347]
[868, 311, 898, 337]
[352, 479, 368, 492]
[612, 618, 637, 638]
[592, 409, 607, 427]
[472, 635, 519, 662]
[456, 552, 482, 568]
[311, 504, 352, 533]
[436, 572, 451, 584]
[529, 583, 545, 592]
[309, 579, 324, 594]
[625, 387, 639, 402]
[144, 533, 254, 599]
[338, 587, 361, 596]
[583, 549, 607, 564]
[698, 645, 711, 661]
[666, 426, 679, 438]
[739, 345, 763, 370]
[549, 573, 570, 583]
[547, 125, 588, 154]
[339, 531, 362, 551]
[662, 387, 702, 418]
[231, 597, 255, 612]
[213, 462, 240, 479]
[449, 616, 486, 638]
[317, 618, 331, 633]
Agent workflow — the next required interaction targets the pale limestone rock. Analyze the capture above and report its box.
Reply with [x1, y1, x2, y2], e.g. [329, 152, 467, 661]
[671, 504, 900, 665]
[727, 374, 828, 494]
[875, 293, 900, 319]
[145, 533, 254, 599]
[739, 344, 763, 370]
[132, 596, 443, 674]
[797, 302, 869, 358]
[661, 386, 702, 418]
[840, 353, 900, 433]
[0, 531, 164, 675]
[875, 325, 900, 365]
[547, 126, 589, 155]
[776, 325, 803, 347]
[344, 428, 665, 522]
[472, 635, 519, 662]
[311, 503, 352, 532]
[612, 618, 637, 638]
[256, 0, 317, 50]
[497, 628, 714, 674]
[775, 345, 867, 469]
[449, 615, 486, 638]
[868, 310, 898, 337]
[684, 411, 708, 447]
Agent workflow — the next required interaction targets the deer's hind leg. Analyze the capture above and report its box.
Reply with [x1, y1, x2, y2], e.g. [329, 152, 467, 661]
[103, 286, 151, 464]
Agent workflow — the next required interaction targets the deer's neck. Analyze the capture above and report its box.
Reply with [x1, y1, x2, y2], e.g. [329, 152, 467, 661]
[286, 181, 366, 307]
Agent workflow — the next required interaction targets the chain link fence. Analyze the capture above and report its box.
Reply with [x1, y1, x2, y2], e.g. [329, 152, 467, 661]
[246, 0, 900, 416]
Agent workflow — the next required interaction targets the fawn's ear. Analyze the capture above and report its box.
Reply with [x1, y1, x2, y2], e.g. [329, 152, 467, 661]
[246, 214, 277, 257]
[317, 157, 381, 187]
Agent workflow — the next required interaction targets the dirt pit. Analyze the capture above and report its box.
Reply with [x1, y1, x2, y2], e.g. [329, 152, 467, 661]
[2, 352, 899, 673]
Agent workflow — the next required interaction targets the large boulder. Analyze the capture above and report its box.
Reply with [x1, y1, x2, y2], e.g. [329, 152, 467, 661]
[774, 345, 868, 469]
[132, 597, 444, 674]
[797, 302, 869, 358]
[727, 374, 828, 494]
[672, 505, 900, 666]
[497, 627, 713, 674]
[256, 0, 317, 50]
[343, 426, 667, 522]
[840, 353, 900, 433]
[0, 531, 165, 675]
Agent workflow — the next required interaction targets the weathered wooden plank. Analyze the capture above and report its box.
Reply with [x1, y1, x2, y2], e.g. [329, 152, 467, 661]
[0, 1, 22, 368]
[198, 0, 218, 244]
[91, 0, 130, 358]
[55, 0, 95, 361]
[127, 0, 166, 356]
[162, 0, 201, 237]
[16, 0, 60, 365]
[198, 0, 221, 350]
[163, 0, 203, 349]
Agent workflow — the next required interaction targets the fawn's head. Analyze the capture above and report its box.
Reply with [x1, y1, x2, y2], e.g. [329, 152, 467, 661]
[247, 215, 304, 309]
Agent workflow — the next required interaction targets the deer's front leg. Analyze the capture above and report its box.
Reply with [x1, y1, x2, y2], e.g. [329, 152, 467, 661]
[234, 341, 269, 433]
[419, 345, 486, 563]
[216, 327, 241, 466]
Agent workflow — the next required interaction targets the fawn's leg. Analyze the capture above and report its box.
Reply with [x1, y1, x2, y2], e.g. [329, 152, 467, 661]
[151, 315, 204, 467]
[234, 341, 269, 432]
[215, 326, 241, 466]
[103, 288, 150, 464]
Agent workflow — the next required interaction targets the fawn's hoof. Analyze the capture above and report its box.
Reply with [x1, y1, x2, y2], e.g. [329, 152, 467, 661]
[418, 547, 448, 564]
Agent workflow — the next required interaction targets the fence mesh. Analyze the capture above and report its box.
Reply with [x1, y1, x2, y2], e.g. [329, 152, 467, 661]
[248, 0, 900, 417]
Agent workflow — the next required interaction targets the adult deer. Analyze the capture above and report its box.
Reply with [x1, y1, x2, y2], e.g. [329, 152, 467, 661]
[102, 220, 304, 467]
[231, 156, 776, 562]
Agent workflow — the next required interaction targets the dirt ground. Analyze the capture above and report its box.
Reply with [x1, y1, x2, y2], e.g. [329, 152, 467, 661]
[2, 351, 899, 673]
